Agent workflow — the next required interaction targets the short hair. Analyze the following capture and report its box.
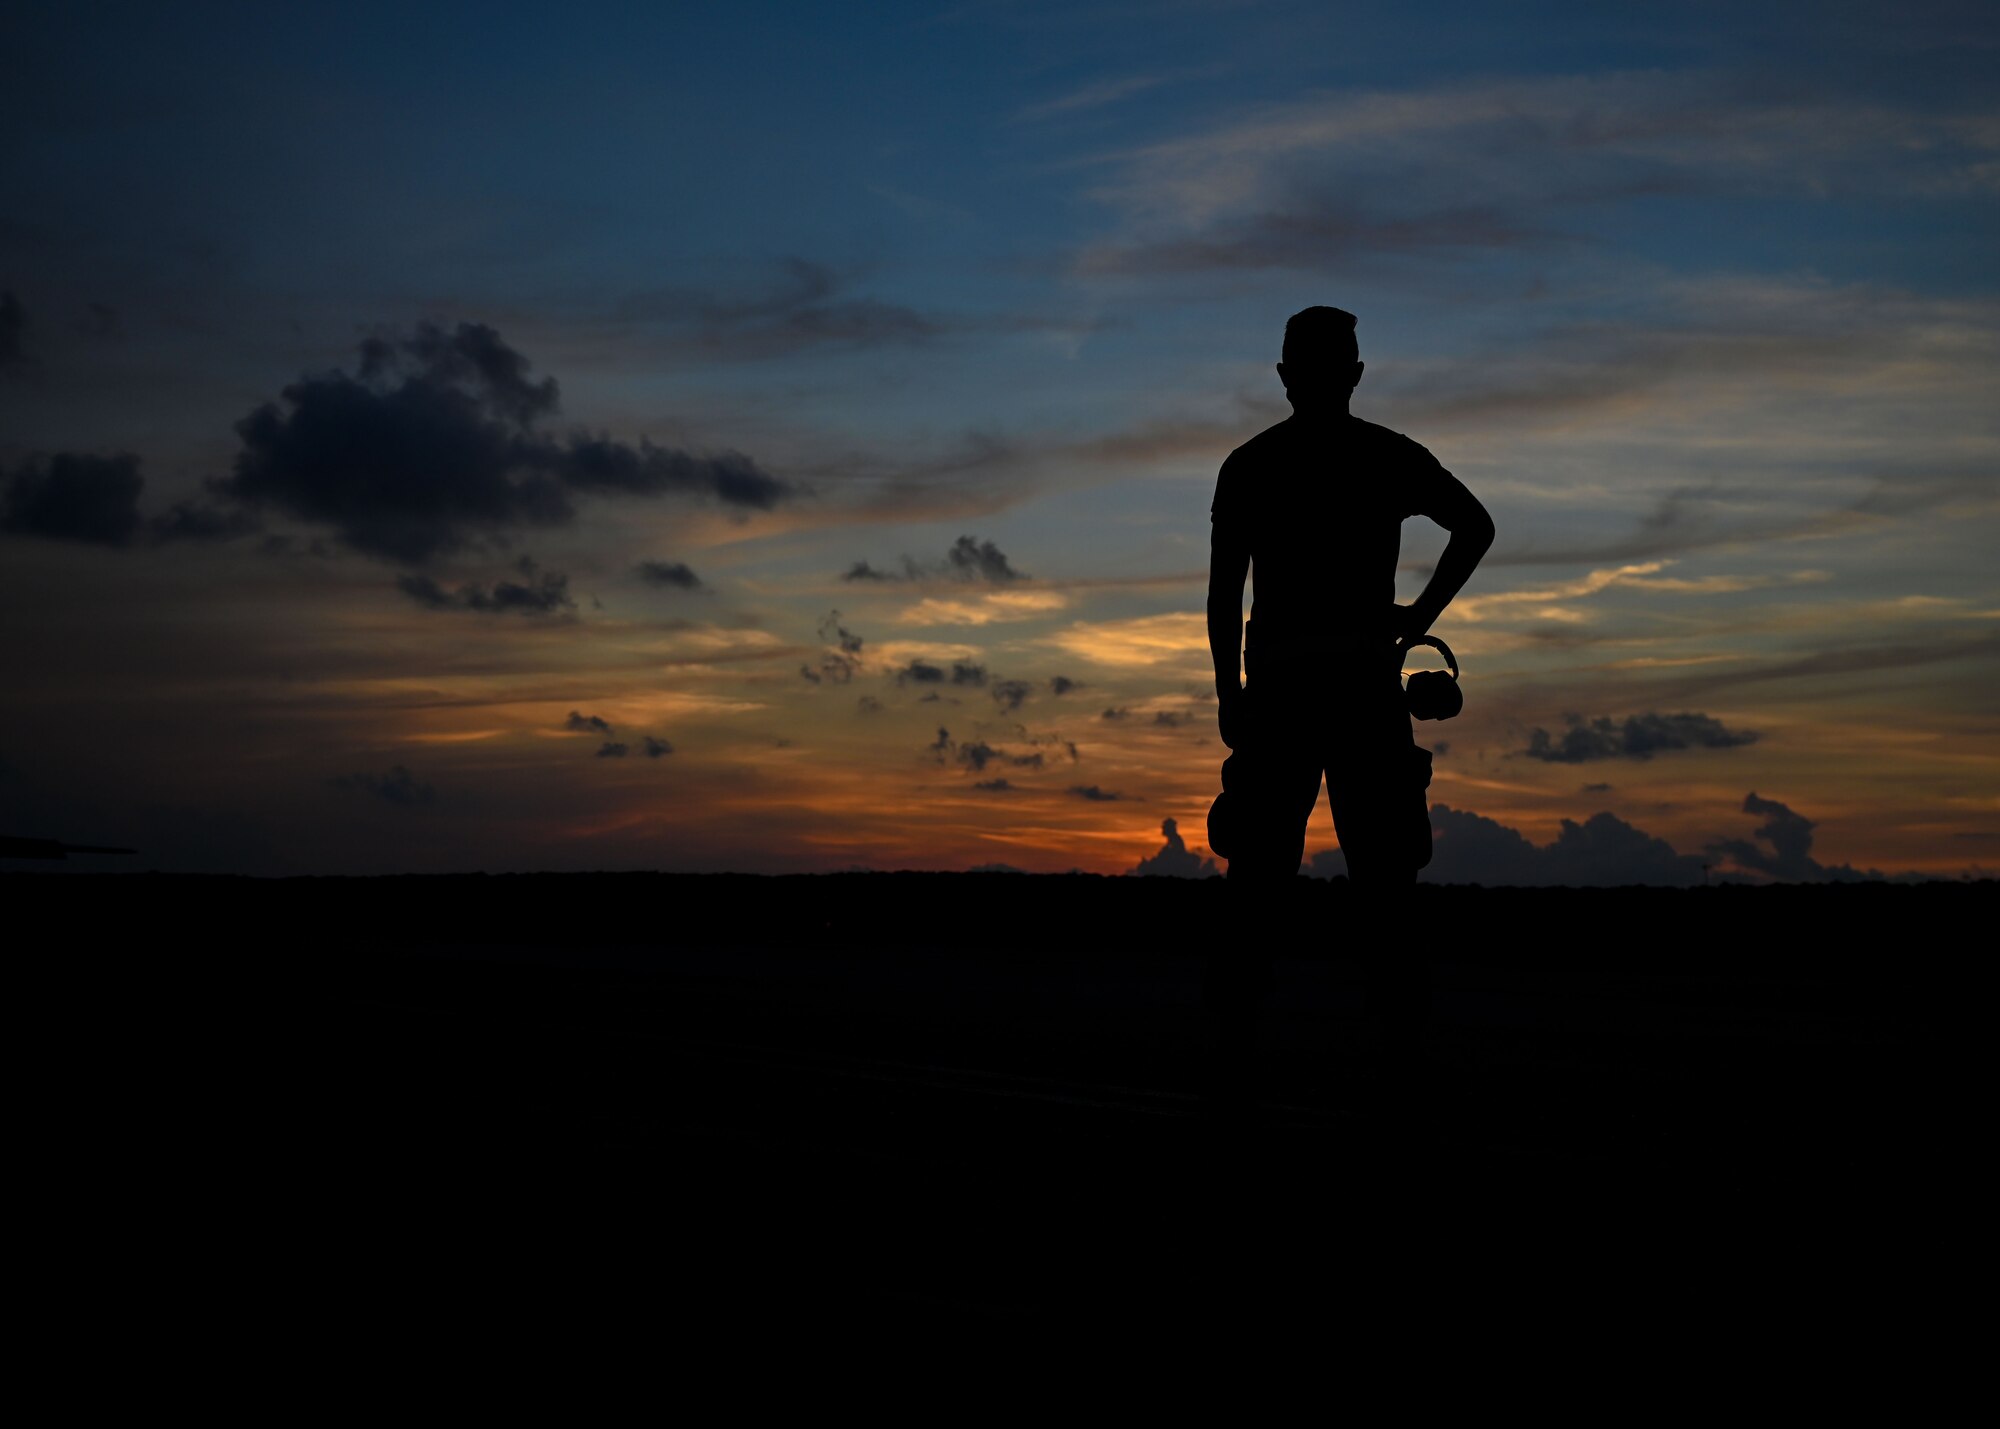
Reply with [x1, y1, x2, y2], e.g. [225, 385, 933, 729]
[1282, 306, 1359, 366]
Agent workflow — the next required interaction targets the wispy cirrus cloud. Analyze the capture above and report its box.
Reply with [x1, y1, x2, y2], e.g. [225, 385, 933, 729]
[1387, 279, 2000, 439]
[897, 590, 1069, 625]
[1443, 559, 1834, 625]
[1075, 203, 1546, 276]
[1012, 73, 1172, 125]
[1073, 71, 2000, 275]
[618, 258, 947, 360]
[614, 256, 1099, 362]
[1630, 629, 2000, 705]
[1043, 611, 1209, 669]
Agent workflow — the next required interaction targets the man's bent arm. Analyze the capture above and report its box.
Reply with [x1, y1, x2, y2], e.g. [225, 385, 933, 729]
[1401, 482, 1495, 639]
[1208, 530, 1250, 701]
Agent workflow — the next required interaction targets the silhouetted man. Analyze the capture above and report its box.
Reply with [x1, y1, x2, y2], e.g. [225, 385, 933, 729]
[1201, 306, 1493, 1112]
[1208, 305, 1493, 888]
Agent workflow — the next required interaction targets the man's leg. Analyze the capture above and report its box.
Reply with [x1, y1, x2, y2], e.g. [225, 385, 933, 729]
[1205, 694, 1321, 1108]
[1328, 711, 1437, 1144]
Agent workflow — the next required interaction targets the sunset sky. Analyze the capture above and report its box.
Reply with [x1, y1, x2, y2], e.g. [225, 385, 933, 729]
[4, 1, 1996, 880]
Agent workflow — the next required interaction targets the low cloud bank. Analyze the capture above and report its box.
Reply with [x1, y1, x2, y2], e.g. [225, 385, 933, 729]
[1301, 791, 1914, 886]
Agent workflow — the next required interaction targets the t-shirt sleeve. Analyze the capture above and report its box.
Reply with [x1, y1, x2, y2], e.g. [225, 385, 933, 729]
[1396, 436, 1476, 526]
[1210, 449, 1242, 527]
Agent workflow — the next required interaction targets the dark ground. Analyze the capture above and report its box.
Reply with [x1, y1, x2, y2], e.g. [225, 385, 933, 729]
[14, 871, 1979, 1352]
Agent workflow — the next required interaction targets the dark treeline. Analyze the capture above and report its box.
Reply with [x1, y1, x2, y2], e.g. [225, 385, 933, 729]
[10, 867, 1984, 966]
[14, 871, 1966, 1333]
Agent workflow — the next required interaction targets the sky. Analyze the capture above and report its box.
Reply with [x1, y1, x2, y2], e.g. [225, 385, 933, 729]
[2, 0, 1996, 881]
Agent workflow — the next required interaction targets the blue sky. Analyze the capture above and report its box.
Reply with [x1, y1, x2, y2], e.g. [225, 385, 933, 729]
[3, 1, 1996, 878]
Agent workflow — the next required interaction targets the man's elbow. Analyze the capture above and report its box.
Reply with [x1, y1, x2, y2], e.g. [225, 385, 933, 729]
[1459, 507, 1496, 553]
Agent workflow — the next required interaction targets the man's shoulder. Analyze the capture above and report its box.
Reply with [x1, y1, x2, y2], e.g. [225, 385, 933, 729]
[1347, 415, 1440, 462]
[1211, 421, 1291, 522]
[1222, 417, 1298, 469]
[1227, 414, 1438, 461]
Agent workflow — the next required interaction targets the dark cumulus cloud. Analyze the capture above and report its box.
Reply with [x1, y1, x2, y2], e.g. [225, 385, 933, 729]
[562, 714, 670, 759]
[331, 765, 436, 807]
[1018, 729, 1082, 764]
[896, 659, 988, 688]
[802, 610, 864, 684]
[1310, 807, 1701, 884]
[843, 535, 1027, 584]
[396, 558, 574, 616]
[1, 452, 144, 545]
[972, 778, 1018, 792]
[821, 611, 864, 656]
[1422, 805, 1709, 887]
[150, 499, 261, 543]
[1707, 792, 1879, 883]
[960, 741, 1043, 773]
[1305, 804, 1700, 885]
[1522, 711, 1758, 763]
[1068, 784, 1126, 802]
[1049, 676, 1084, 696]
[1303, 848, 1349, 879]
[991, 679, 1032, 713]
[1304, 792, 1901, 885]
[1129, 818, 1219, 878]
[218, 322, 794, 565]
[929, 727, 1045, 774]
[636, 559, 703, 590]
[1, 452, 260, 548]
[1100, 707, 1131, 721]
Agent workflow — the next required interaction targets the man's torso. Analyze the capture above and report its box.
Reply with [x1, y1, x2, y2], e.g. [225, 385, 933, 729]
[1211, 414, 1453, 651]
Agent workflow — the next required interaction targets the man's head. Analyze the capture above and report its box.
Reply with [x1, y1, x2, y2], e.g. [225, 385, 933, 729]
[1277, 305, 1363, 416]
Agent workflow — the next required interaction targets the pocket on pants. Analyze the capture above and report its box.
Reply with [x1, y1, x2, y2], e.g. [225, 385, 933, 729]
[1208, 752, 1244, 860]
[1409, 744, 1435, 869]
